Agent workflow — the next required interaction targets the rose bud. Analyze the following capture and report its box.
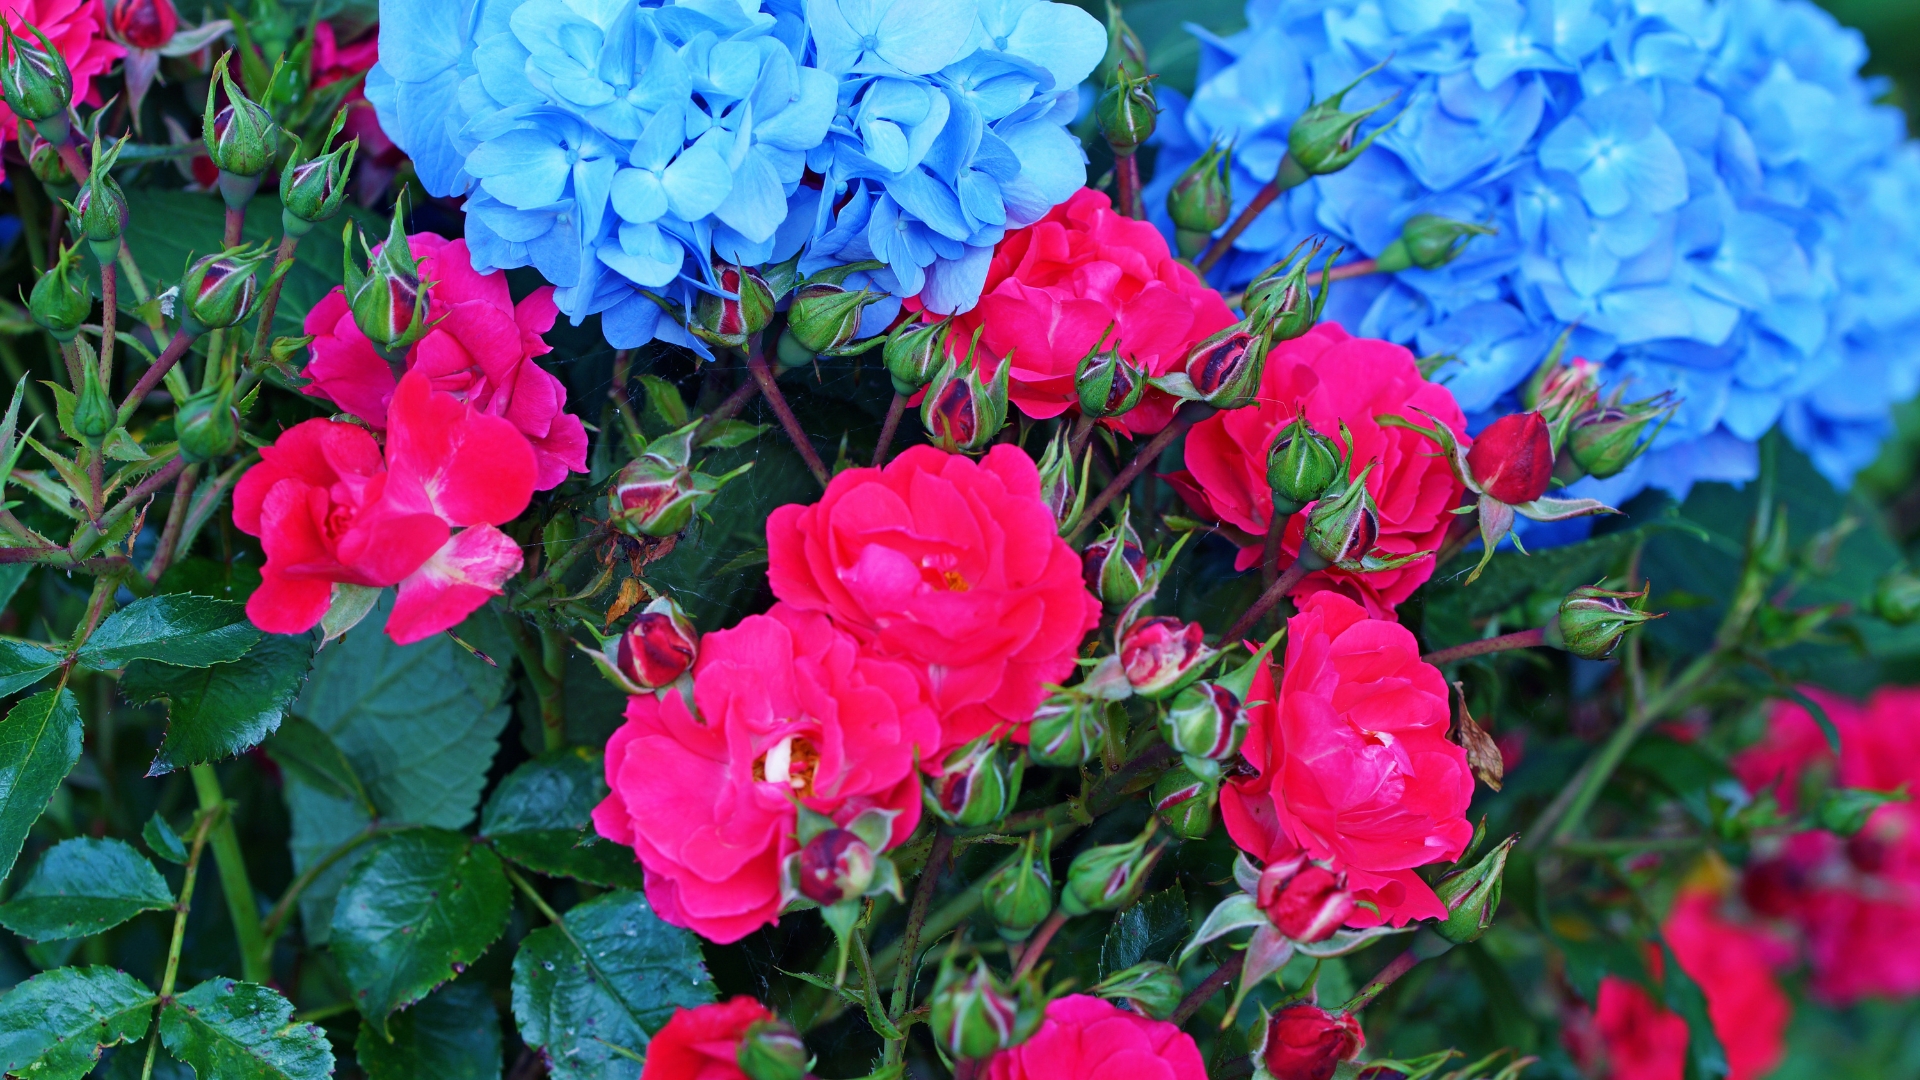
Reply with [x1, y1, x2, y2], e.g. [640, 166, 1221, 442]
[0, 21, 73, 130]
[795, 828, 878, 908]
[1267, 415, 1342, 518]
[1302, 464, 1381, 569]
[982, 832, 1053, 941]
[1466, 411, 1554, 505]
[21, 121, 69, 186]
[183, 243, 274, 331]
[1151, 761, 1218, 840]
[202, 53, 280, 208]
[1375, 213, 1495, 273]
[1060, 820, 1161, 916]
[692, 260, 775, 350]
[1096, 67, 1157, 156]
[175, 385, 239, 462]
[779, 283, 882, 362]
[29, 243, 91, 341]
[1567, 395, 1673, 480]
[1431, 834, 1515, 945]
[920, 337, 1010, 453]
[1083, 510, 1149, 609]
[1118, 616, 1213, 699]
[280, 112, 359, 235]
[1543, 583, 1661, 661]
[1160, 681, 1249, 768]
[612, 424, 753, 539]
[1075, 339, 1147, 420]
[1034, 427, 1083, 534]
[616, 596, 699, 690]
[72, 136, 129, 260]
[1028, 691, 1107, 768]
[883, 317, 949, 394]
[1255, 857, 1354, 944]
[735, 1018, 809, 1080]
[1090, 962, 1185, 1021]
[1243, 237, 1332, 346]
[924, 736, 1024, 829]
[1287, 61, 1395, 177]
[1181, 325, 1265, 410]
[929, 954, 1045, 1060]
[1258, 1004, 1364, 1080]
[111, 0, 179, 50]
[1167, 139, 1232, 257]
[1873, 569, 1920, 626]
[344, 209, 430, 353]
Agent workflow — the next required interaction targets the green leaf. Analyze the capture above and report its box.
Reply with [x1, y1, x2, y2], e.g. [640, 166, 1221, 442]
[479, 749, 645, 889]
[264, 717, 374, 817]
[640, 374, 689, 428]
[144, 814, 189, 865]
[77, 595, 263, 671]
[329, 829, 511, 1036]
[124, 634, 316, 776]
[1098, 885, 1189, 979]
[0, 689, 83, 881]
[0, 639, 61, 697]
[0, 564, 32, 611]
[354, 981, 501, 1080]
[0, 838, 172, 941]
[159, 979, 334, 1080]
[0, 966, 155, 1080]
[511, 891, 715, 1080]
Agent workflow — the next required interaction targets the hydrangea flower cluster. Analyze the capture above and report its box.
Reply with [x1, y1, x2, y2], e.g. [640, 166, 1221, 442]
[1148, 0, 1920, 501]
[367, 0, 1105, 355]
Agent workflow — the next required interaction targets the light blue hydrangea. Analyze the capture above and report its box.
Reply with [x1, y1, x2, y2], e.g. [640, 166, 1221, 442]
[367, 0, 1104, 354]
[1148, 0, 1920, 504]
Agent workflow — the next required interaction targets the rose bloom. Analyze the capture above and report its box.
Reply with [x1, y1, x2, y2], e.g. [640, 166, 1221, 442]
[929, 188, 1235, 436]
[303, 233, 588, 490]
[1222, 591, 1473, 925]
[639, 997, 772, 1080]
[0, 0, 122, 178]
[1261, 1004, 1363, 1080]
[1173, 323, 1469, 615]
[767, 445, 1099, 753]
[983, 995, 1205, 1080]
[1585, 977, 1690, 1080]
[1734, 687, 1920, 1001]
[233, 370, 535, 644]
[592, 604, 939, 944]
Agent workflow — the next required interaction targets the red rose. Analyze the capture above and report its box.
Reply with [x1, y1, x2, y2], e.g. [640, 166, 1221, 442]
[107, 0, 172, 49]
[1260, 1004, 1363, 1080]
[1585, 977, 1690, 1080]
[982, 995, 1205, 1080]
[302, 233, 587, 490]
[233, 370, 535, 644]
[1665, 891, 1791, 1080]
[592, 605, 939, 943]
[1222, 591, 1473, 926]
[639, 997, 772, 1080]
[1256, 857, 1355, 944]
[1174, 323, 1468, 616]
[1466, 411, 1554, 505]
[767, 445, 1100, 753]
[931, 188, 1236, 436]
[0, 1, 123, 178]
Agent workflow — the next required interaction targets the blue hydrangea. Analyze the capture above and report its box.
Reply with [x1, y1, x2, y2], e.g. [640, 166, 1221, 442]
[1147, 0, 1920, 504]
[367, 0, 1104, 354]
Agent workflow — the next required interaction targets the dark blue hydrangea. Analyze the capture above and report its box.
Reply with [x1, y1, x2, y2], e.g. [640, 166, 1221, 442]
[1148, 0, 1920, 505]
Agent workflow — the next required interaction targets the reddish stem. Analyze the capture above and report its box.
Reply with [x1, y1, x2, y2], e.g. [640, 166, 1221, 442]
[223, 204, 245, 248]
[53, 141, 88, 184]
[1115, 154, 1143, 220]
[99, 261, 116, 374]
[1011, 911, 1069, 980]
[118, 328, 199, 421]
[1222, 557, 1315, 643]
[1066, 403, 1209, 542]
[1341, 948, 1422, 1013]
[691, 374, 762, 447]
[1169, 953, 1244, 1025]
[1197, 154, 1310, 274]
[1421, 627, 1548, 666]
[873, 391, 908, 468]
[746, 344, 831, 488]
[1305, 258, 1379, 287]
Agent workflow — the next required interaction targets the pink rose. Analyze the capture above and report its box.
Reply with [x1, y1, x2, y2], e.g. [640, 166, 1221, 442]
[639, 997, 773, 1080]
[1222, 591, 1473, 926]
[592, 605, 939, 944]
[302, 233, 587, 490]
[927, 188, 1236, 436]
[233, 370, 535, 644]
[983, 995, 1205, 1080]
[1585, 977, 1689, 1080]
[1172, 323, 1469, 616]
[0, 1, 122, 178]
[767, 445, 1100, 753]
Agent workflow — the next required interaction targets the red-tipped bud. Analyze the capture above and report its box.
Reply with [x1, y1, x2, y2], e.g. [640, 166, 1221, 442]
[1260, 1004, 1365, 1080]
[616, 597, 698, 689]
[1118, 616, 1211, 699]
[1466, 412, 1554, 505]
[111, 0, 178, 49]
[1254, 856, 1355, 944]
[795, 828, 877, 907]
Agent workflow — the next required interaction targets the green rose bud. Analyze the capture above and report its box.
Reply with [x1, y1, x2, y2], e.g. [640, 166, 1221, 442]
[1151, 761, 1218, 841]
[1374, 214, 1495, 273]
[1431, 835, 1514, 945]
[1287, 61, 1396, 177]
[21, 121, 69, 186]
[202, 52, 281, 206]
[1060, 820, 1161, 916]
[1101, 0, 1148, 82]
[280, 111, 358, 234]
[72, 136, 129, 261]
[1566, 392, 1675, 480]
[1160, 682, 1248, 769]
[1028, 692, 1107, 768]
[1266, 415, 1342, 518]
[883, 318, 949, 395]
[1815, 787, 1908, 837]
[1082, 506, 1149, 609]
[1243, 238, 1332, 346]
[343, 208, 429, 353]
[182, 242, 274, 331]
[69, 348, 115, 447]
[929, 954, 1046, 1061]
[29, 242, 91, 341]
[1097, 68, 1157, 156]
[1303, 463, 1381, 570]
[1035, 426, 1084, 533]
[175, 385, 240, 462]
[611, 422, 753, 538]
[1177, 324, 1266, 409]
[735, 1019, 809, 1080]
[1872, 569, 1920, 626]
[923, 736, 1024, 829]
[1, 21, 73, 129]
[1543, 583, 1661, 661]
[920, 332, 1010, 454]
[1075, 336, 1147, 419]
[982, 832, 1054, 941]
[779, 283, 881, 362]
[692, 261, 775, 350]
[1090, 962, 1184, 1021]
[1167, 140, 1232, 257]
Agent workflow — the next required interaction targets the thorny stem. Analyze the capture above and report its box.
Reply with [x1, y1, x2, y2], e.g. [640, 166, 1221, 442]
[193, 765, 270, 984]
[1223, 558, 1313, 643]
[1422, 627, 1548, 667]
[244, 234, 303, 367]
[141, 806, 217, 1080]
[747, 342, 831, 488]
[873, 392, 909, 468]
[1341, 946, 1429, 1013]
[223, 204, 245, 248]
[1066, 403, 1211, 542]
[100, 261, 117, 373]
[1011, 910, 1069, 979]
[67, 456, 189, 560]
[1067, 413, 1097, 464]
[118, 329, 199, 424]
[1115, 154, 1143, 219]
[144, 464, 200, 583]
[1196, 154, 1309, 274]
[1170, 953, 1244, 1025]
[885, 831, 953, 1067]
[691, 375, 762, 447]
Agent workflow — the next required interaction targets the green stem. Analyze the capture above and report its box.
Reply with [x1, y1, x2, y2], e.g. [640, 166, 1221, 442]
[506, 864, 566, 926]
[505, 618, 567, 750]
[191, 765, 270, 984]
[245, 235, 302, 368]
[884, 831, 952, 1067]
[142, 806, 219, 1080]
[540, 627, 569, 750]
[261, 824, 409, 944]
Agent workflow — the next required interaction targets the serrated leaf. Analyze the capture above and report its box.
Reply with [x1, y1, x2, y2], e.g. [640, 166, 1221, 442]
[0, 689, 83, 880]
[124, 634, 315, 776]
[478, 750, 644, 889]
[144, 814, 189, 865]
[329, 829, 511, 1036]
[159, 979, 334, 1080]
[1101, 885, 1189, 978]
[511, 891, 715, 1080]
[263, 717, 372, 816]
[639, 374, 688, 428]
[0, 639, 62, 697]
[0, 966, 155, 1080]
[77, 596, 262, 671]
[354, 981, 501, 1080]
[697, 420, 768, 449]
[0, 838, 171, 941]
